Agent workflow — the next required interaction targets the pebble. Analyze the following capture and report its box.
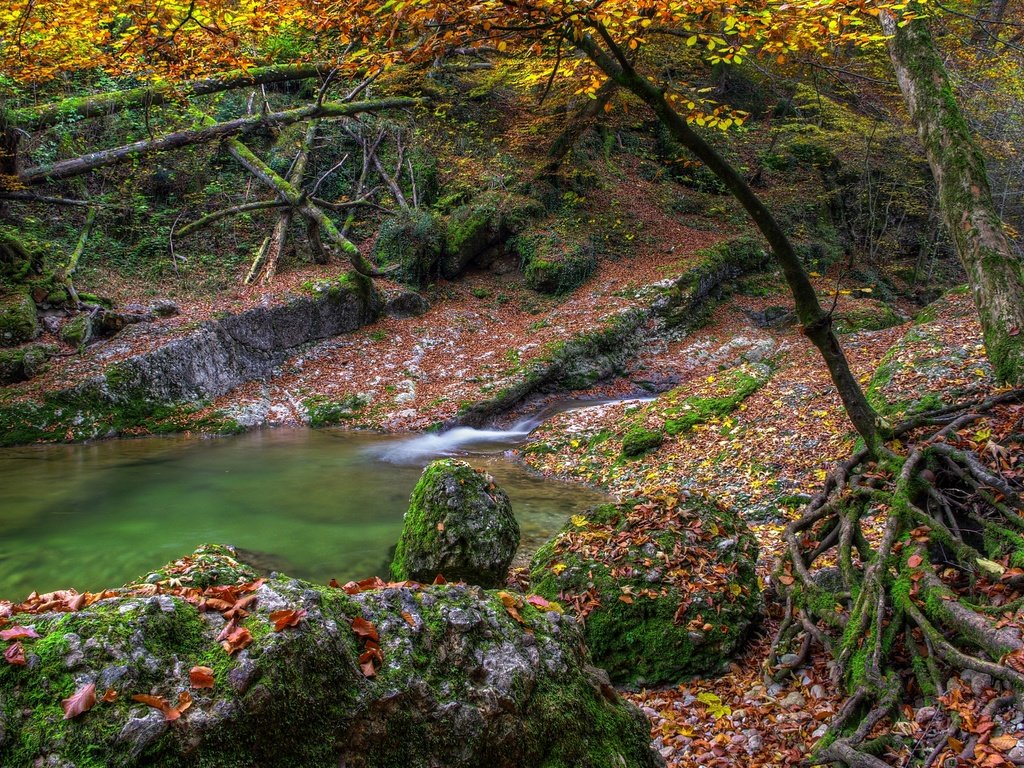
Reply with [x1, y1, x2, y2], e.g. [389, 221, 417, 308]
[810, 684, 826, 699]
[781, 691, 806, 708]
[915, 706, 938, 724]
[1009, 745, 1024, 765]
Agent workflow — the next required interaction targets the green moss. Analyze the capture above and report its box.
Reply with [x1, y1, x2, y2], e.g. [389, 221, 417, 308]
[373, 210, 444, 287]
[620, 426, 664, 458]
[833, 303, 903, 334]
[0, 288, 38, 347]
[304, 393, 368, 427]
[663, 368, 766, 435]
[61, 313, 92, 347]
[0, 342, 55, 385]
[514, 229, 597, 295]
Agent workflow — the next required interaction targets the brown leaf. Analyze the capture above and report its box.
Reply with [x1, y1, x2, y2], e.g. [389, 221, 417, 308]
[220, 626, 253, 655]
[400, 611, 416, 627]
[100, 688, 118, 703]
[0, 625, 40, 641]
[360, 658, 377, 677]
[4, 642, 26, 665]
[990, 734, 1018, 751]
[907, 554, 923, 568]
[131, 693, 182, 721]
[351, 617, 379, 642]
[189, 666, 215, 689]
[62, 683, 97, 719]
[269, 608, 308, 632]
[177, 691, 193, 714]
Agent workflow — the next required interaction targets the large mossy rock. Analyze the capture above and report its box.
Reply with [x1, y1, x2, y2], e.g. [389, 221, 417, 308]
[0, 288, 38, 347]
[513, 228, 597, 295]
[530, 494, 760, 686]
[440, 193, 544, 279]
[0, 545, 661, 768]
[0, 342, 56, 385]
[391, 459, 520, 587]
[373, 210, 444, 287]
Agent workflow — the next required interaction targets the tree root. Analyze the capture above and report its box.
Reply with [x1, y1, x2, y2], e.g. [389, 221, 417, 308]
[773, 389, 1024, 765]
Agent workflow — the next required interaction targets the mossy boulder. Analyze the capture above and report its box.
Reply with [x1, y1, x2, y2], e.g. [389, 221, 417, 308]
[441, 193, 544, 279]
[60, 313, 93, 347]
[0, 343, 56, 385]
[620, 426, 664, 458]
[0, 288, 38, 347]
[514, 229, 597, 295]
[373, 210, 444, 287]
[530, 494, 760, 686]
[391, 459, 520, 587]
[0, 545, 662, 768]
[833, 301, 903, 334]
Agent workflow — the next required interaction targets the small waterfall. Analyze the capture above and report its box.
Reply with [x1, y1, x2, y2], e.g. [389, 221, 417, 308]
[373, 396, 656, 464]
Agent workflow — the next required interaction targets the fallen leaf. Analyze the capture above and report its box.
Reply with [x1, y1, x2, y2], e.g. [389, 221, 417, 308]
[101, 688, 118, 703]
[907, 554, 923, 568]
[189, 666, 215, 689]
[131, 693, 182, 721]
[220, 626, 253, 655]
[351, 617, 379, 642]
[0, 626, 40, 641]
[991, 734, 1017, 751]
[62, 683, 97, 719]
[400, 611, 416, 627]
[4, 642, 26, 665]
[177, 691, 193, 714]
[269, 608, 308, 632]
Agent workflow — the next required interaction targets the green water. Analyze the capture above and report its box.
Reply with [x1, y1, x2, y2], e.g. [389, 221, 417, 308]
[0, 428, 607, 599]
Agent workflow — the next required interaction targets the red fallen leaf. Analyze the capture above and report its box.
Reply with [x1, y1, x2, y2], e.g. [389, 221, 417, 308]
[432, 574, 447, 585]
[100, 688, 118, 703]
[4, 642, 27, 665]
[526, 595, 551, 609]
[62, 683, 97, 719]
[221, 627, 253, 655]
[225, 594, 258, 619]
[189, 666, 215, 689]
[351, 617, 379, 642]
[329, 578, 341, 588]
[907, 554, 923, 568]
[132, 693, 185, 721]
[360, 658, 377, 677]
[269, 608, 308, 632]
[202, 598, 236, 613]
[216, 618, 239, 643]
[0, 626, 40, 641]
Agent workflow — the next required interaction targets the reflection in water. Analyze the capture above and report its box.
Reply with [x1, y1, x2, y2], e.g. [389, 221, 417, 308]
[0, 427, 608, 599]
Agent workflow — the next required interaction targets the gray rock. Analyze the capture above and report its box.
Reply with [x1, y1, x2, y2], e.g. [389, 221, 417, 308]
[1008, 745, 1024, 765]
[384, 291, 430, 318]
[117, 710, 168, 760]
[781, 691, 806, 708]
[150, 300, 180, 318]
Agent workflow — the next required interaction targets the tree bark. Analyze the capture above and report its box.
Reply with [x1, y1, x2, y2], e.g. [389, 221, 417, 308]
[882, 12, 1024, 385]
[578, 29, 884, 451]
[18, 98, 421, 186]
[10, 62, 336, 132]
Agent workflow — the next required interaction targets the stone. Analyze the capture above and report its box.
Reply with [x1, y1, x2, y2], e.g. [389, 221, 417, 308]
[150, 300, 180, 318]
[391, 459, 521, 588]
[0, 289, 38, 347]
[383, 290, 430, 318]
[781, 691, 806, 708]
[1007, 745, 1024, 765]
[0, 545, 662, 768]
[530, 496, 760, 686]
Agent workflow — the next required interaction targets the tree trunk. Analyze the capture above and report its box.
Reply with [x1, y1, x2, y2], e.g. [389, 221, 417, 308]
[578, 30, 884, 451]
[882, 12, 1024, 385]
[10, 62, 336, 132]
[18, 98, 421, 186]
[540, 79, 617, 178]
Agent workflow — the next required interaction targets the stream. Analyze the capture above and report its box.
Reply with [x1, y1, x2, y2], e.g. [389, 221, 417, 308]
[0, 414, 619, 599]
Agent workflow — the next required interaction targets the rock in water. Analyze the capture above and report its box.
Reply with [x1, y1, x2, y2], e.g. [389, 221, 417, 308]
[530, 494, 760, 686]
[391, 459, 520, 588]
[0, 545, 663, 768]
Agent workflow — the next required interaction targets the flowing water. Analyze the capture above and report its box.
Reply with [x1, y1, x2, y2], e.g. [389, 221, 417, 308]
[0, 424, 612, 599]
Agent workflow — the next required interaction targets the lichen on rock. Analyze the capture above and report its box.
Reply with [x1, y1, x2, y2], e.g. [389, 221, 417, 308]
[391, 459, 521, 588]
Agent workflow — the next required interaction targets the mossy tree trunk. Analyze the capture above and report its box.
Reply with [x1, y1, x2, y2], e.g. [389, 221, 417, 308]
[576, 28, 884, 452]
[883, 12, 1024, 385]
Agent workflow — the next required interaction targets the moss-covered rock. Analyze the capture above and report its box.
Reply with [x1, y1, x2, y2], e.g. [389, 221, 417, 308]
[514, 229, 597, 295]
[0, 288, 38, 347]
[530, 494, 760, 686]
[60, 313, 93, 348]
[373, 210, 444, 287]
[0, 343, 56, 385]
[441, 193, 543, 279]
[391, 459, 520, 587]
[620, 426, 664, 458]
[833, 301, 903, 334]
[0, 545, 661, 768]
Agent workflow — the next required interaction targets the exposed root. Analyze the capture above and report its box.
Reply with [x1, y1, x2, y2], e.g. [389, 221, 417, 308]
[772, 390, 1024, 766]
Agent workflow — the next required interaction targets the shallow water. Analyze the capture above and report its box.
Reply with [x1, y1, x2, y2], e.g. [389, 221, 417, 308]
[0, 427, 608, 599]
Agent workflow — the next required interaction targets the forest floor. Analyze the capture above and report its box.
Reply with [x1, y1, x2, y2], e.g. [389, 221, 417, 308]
[4, 166, 1016, 766]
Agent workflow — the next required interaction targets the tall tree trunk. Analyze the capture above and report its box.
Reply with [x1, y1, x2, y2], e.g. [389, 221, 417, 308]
[578, 30, 884, 451]
[882, 12, 1024, 385]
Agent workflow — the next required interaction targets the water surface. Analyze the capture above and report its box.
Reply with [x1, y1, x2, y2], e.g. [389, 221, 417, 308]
[0, 427, 608, 599]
